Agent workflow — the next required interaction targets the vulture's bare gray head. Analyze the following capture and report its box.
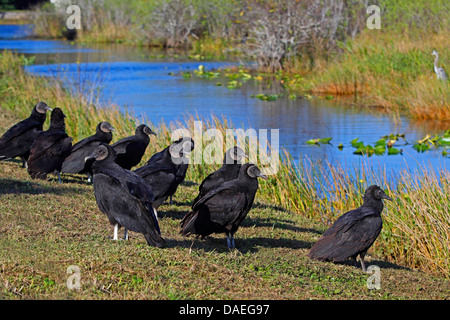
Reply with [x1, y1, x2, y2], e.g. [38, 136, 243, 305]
[99, 121, 115, 133]
[225, 146, 247, 164]
[246, 163, 267, 180]
[85, 144, 112, 163]
[35, 101, 52, 114]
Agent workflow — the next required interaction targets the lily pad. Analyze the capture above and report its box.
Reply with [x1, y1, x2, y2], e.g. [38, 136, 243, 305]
[374, 145, 386, 155]
[387, 147, 402, 155]
[350, 138, 364, 149]
[437, 136, 450, 146]
[413, 143, 431, 153]
[375, 139, 387, 147]
[353, 144, 375, 155]
[252, 93, 281, 101]
[319, 137, 332, 144]
[227, 80, 242, 89]
[182, 72, 192, 79]
[306, 137, 332, 145]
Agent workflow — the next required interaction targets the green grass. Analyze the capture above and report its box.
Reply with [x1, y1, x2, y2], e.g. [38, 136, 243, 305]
[0, 154, 449, 299]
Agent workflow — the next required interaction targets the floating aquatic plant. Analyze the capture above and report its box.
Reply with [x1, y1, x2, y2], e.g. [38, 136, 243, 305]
[194, 65, 220, 79]
[181, 72, 192, 79]
[413, 135, 434, 153]
[225, 68, 252, 82]
[251, 93, 282, 101]
[306, 137, 332, 145]
[226, 80, 242, 89]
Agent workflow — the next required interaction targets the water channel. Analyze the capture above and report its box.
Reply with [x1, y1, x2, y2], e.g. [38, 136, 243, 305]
[1, 24, 448, 180]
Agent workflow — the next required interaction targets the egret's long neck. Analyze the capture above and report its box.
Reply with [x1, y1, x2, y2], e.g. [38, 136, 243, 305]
[432, 55, 440, 78]
[434, 54, 439, 68]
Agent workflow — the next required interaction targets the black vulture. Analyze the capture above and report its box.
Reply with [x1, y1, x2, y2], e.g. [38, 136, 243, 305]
[61, 121, 115, 180]
[180, 163, 267, 249]
[85, 144, 165, 248]
[192, 146, 247, 208]
[134, 137, 194, 215]
[308, 185, 392, 271]
[111, 124, 156, 170]
[0, 101, 52, 167]
[27, 108, 72, 182]
[146, 136, 195, 203]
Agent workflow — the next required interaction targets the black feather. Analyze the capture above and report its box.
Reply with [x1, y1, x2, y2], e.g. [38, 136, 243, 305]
[180, 163, 262, 248]
[308, 185, 391, 270]
[111, 124, 155, 170]
[90, 144, 165, 247]
[27, 108, 72, 180]
[191, 146, 244, 209]
[0, 102, 50, 163]
[135, 137, 194, 208]
[61, 121, 113, 174]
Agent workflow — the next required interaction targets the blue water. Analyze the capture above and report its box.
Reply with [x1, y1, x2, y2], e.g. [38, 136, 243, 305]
[1, 24, 449, 179]
[0, 24, 33, 39]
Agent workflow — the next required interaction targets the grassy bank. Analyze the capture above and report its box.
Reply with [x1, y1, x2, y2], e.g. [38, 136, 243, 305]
[0, 50, 450, 283]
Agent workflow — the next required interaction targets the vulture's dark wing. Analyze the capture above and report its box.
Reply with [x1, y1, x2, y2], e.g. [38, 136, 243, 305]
[309, 206, 382, 261]
[62, 139, 103, 173]
[192, 179, 243, 212]
[201, 188, 248, 227]
[197, 169, 224, 193]
[145, 148, 165, 165]
[0, 119, 42, 144]
[28, 132, 72, 162]
[93, 171, 160, 236]
[135, 164, 176, 201]
[111, 136, 138, 154]
[192, 165, 241, 207]
[0, 119, 43, 158]
[181, 186, 250, 238]
[70, 135, 102, 153]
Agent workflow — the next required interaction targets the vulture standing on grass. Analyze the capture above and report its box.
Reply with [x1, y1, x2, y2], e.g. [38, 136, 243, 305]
[180, 163, 267, 249]
[61, 121, 115, 180]
[308, 185, 392, 271]
[111, 124, 156, 170]
[85, 144, 165, 247]
[192, 146, 247, 208]
[0, 101, 52, 167]
[134, 137, 194, 216]
[27, 108, 72, 182]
